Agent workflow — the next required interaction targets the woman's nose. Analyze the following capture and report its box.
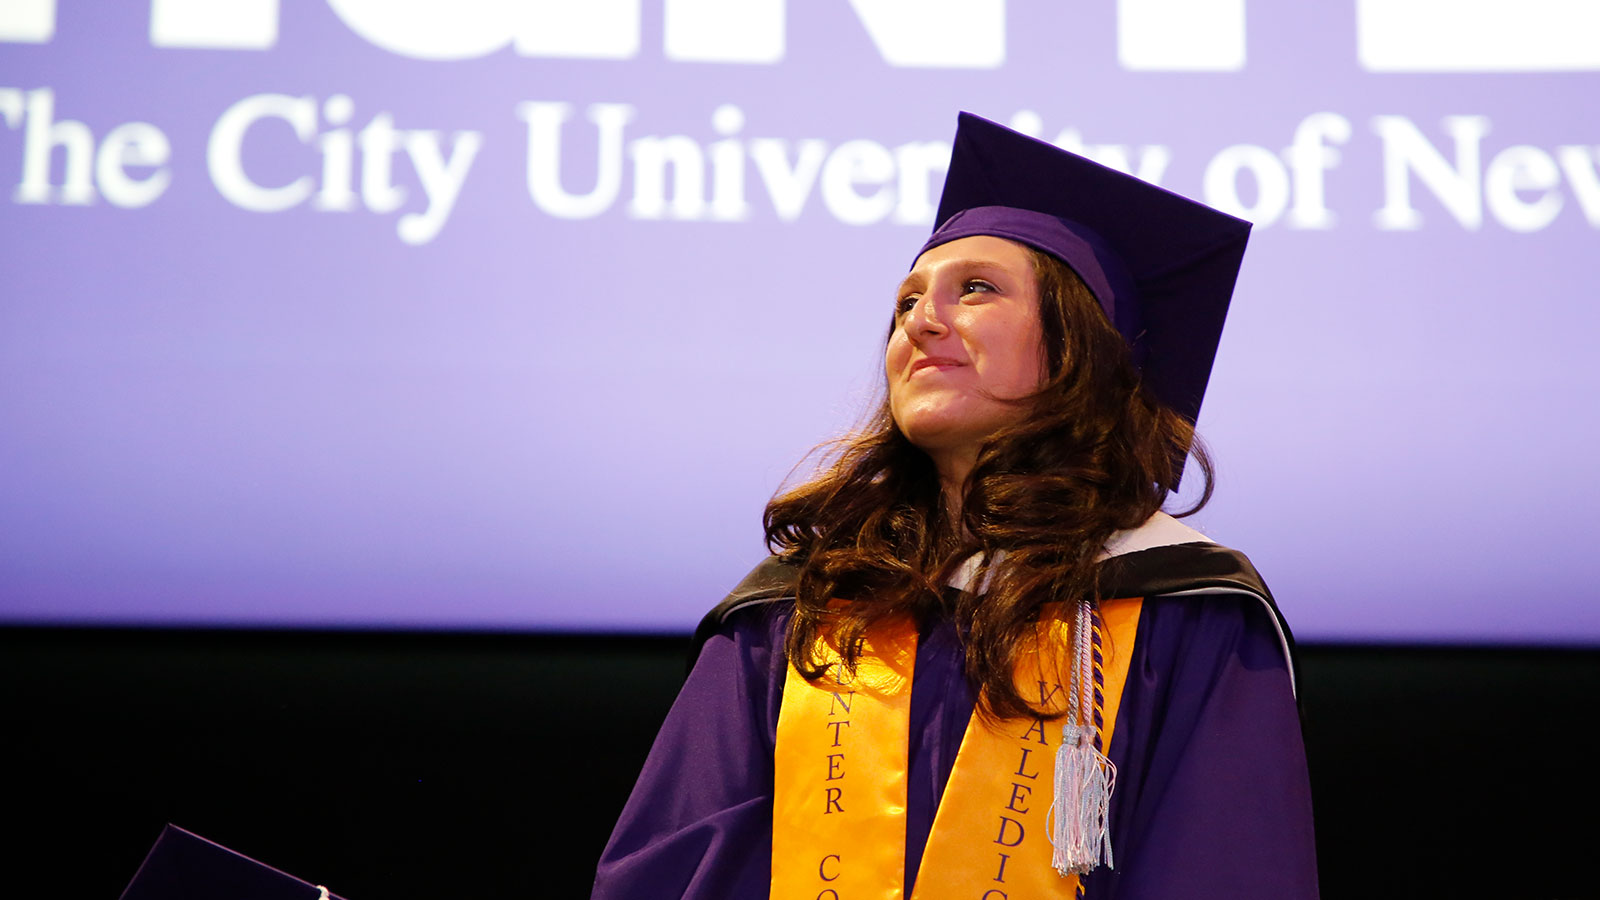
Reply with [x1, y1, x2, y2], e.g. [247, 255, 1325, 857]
[906, 295, 947, 338]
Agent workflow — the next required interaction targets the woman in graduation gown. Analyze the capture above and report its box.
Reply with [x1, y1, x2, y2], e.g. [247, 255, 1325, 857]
[592, 113, 1319, 899]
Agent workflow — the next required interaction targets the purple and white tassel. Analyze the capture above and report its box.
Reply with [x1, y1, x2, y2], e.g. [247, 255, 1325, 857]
[1048, 599, 1117, 876]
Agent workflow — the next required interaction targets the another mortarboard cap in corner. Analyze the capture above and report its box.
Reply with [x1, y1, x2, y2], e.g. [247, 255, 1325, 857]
[121, 824, 346, 900]
[919, 111, 1252, 440]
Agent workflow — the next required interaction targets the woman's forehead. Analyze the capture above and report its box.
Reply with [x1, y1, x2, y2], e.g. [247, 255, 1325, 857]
[902, 236, 1035, 287]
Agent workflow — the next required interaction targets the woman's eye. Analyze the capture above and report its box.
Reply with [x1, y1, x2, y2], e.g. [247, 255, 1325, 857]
[896, 294, 920, 315]
[963, 280, 997, 296]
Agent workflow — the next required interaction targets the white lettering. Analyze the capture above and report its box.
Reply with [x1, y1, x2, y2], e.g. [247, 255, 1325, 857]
[325, 0, 511, 60]
[1284, 112, 1352, 229]
[1204, 143, 1290, 226]
[6, 88, 173, 207]
[1132, 146, 1172, 185]
[708, 104, 749, 222]
[0, 87, 24, 128]
[1052, 128, 1171, 185]
[313, 94, 357, 211]
[1357, 0, 1600, 72]
[95, 121, 172, 208]
[206, 91, 472, 242]
[892, 140, 948, 225]
[358, 113, 407, 214]
[518, 101, 634, 219]
[846, 0, 1004, 68]
[1373, 114, 1488, 230]
[0, 0, 54, 43]
[326, 0, 639, 61]
[150, 0, 278, 50]
[18, 0, 1599, 80]
[820, 139, 895, 226]
[1007, 110, 1044, 140]
[1556, 146, 1600, 227]
[665, 0, 1004, 66]
[749, 138, 827, 221]
[15, 88, 95, 205]
[665, 0, 782, 63]
[629, 134, 706, 220]
[1484, 145, 1562, 232]
[399, 129, 483, 244]
[207, 92, 317, 212]
[1118, 0, 1245, 71]
[514, 0, 640, 59]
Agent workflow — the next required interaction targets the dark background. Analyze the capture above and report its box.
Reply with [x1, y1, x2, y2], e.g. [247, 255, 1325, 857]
[5, 626, 1595, 898]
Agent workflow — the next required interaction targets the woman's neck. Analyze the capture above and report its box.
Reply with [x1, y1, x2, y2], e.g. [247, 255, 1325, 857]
[933, 447, 978, 519]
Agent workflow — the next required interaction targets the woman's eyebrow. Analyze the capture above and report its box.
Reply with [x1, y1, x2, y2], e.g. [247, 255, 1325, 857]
[907, 259, 1012, 285]
[898, 257, 1017, 296]
[954, 258, 1012, 274]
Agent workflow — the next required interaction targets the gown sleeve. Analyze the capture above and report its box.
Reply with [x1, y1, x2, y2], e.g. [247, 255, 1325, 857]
[590, 607, 787, 900]
[1087, 594, 1320, 900]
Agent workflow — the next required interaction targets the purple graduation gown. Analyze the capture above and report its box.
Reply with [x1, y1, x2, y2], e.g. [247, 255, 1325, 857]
[594, 566, 1319, 899]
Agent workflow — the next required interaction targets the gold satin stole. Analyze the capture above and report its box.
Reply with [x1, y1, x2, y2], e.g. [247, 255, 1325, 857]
[772, 598, 1141, 900]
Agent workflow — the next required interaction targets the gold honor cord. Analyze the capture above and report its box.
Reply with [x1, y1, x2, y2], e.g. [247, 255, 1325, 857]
[773, 599, 1142, 900]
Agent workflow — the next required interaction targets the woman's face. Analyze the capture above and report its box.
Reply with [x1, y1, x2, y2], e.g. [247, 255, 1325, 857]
[887, 235, 1046, 466]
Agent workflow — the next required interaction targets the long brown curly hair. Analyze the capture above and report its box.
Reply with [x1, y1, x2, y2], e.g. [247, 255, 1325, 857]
[764, 246, 1213, 720]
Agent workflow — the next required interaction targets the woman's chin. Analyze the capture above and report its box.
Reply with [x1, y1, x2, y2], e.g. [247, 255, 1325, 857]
[897, 409, 1012, 458]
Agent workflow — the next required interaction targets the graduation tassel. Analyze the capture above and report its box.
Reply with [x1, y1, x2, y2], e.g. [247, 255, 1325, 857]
[1049, 721, 1116, 875]
[1048, 599, 1117, 876]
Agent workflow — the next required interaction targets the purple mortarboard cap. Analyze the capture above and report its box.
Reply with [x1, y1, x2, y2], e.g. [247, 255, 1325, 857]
[920, 112, 1252, 442]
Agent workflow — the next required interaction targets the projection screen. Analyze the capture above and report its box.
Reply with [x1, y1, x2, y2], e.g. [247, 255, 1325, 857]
[2, 2, 1598, 642]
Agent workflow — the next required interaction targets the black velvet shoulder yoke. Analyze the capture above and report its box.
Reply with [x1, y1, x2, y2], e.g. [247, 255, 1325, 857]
[693, 543, 1299, 683]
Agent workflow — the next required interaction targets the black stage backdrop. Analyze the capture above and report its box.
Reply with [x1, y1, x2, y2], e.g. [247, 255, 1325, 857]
[3, 627, 1595, 899]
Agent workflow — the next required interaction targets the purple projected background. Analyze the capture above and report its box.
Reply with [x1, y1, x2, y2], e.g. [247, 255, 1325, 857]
[2, 3, 1597, 641]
